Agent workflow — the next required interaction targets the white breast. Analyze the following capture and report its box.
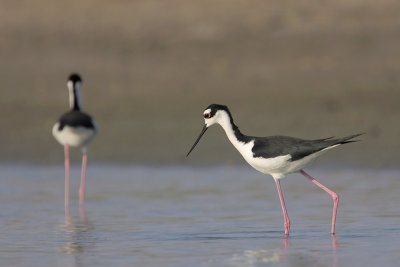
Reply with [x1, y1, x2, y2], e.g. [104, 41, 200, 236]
[235, 140, 291, 179]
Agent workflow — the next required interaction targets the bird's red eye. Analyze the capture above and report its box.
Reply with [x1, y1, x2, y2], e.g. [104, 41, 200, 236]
[204, 113, 211, 119]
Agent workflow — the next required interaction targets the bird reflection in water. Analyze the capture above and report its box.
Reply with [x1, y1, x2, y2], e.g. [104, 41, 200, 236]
[229, 238, 290, 265]
[332, 234, 339, 267]
[229, 236, 338, 266]
[62, 205, 93, 255]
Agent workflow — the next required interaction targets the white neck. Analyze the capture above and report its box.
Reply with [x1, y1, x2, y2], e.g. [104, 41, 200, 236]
[217, 112, 245, 150]
[68, 81, 82, 110]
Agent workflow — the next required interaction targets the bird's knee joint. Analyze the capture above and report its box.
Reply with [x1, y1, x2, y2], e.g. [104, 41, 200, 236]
[332, 193, 339, 202]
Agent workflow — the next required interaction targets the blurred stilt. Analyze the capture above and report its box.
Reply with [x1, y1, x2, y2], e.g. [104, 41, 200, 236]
[64, 144, 70, 210]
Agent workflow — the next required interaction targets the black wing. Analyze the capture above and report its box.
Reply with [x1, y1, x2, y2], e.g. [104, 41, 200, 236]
[252, 134, 362, 161]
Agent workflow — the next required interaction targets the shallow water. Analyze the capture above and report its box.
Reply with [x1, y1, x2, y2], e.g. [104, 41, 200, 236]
[0, 165, 399, 266]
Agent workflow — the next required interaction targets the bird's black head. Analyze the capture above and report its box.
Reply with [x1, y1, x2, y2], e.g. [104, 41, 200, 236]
[203, 104, 230, 119]
[187, 104, 233, 157]
[68, 73, 82, 83]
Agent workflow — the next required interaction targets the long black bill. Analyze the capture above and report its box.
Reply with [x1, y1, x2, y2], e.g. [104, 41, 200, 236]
[186, 125, 208, 157]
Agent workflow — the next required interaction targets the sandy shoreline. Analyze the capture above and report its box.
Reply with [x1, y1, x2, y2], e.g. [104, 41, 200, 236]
[1, 1, 399, 166]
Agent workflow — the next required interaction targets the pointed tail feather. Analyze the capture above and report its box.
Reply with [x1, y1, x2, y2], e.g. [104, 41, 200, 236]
[337, 133, 364, 144]
[315, 136, 335, 141]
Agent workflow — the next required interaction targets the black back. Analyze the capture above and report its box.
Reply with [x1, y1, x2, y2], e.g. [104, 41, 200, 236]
[57, 110, 95, 131]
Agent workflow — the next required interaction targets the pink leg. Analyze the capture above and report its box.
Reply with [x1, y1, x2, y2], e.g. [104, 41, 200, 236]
[300, 170, 339, 234]
[64, 144, 70, 211]
[275, 179, 290, 236]
[79, 152, 87, 207]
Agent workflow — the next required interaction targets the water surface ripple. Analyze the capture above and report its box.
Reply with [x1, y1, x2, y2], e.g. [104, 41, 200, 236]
[0, 165, 399, 266]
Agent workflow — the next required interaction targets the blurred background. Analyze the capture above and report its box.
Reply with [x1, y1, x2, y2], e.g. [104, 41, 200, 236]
[0, 0, 399, 167]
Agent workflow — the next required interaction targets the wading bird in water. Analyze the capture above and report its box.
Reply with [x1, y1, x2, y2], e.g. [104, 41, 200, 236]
[187, 104, 361, 236]
[53, 73, 98, 209]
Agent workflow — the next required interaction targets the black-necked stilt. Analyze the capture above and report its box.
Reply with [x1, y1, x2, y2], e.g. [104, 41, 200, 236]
[52, 73, 98, 209]
[187, 104, 362, 235]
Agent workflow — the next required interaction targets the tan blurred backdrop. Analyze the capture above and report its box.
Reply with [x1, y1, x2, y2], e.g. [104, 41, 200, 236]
[0, 0, 399, 166]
